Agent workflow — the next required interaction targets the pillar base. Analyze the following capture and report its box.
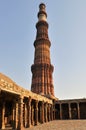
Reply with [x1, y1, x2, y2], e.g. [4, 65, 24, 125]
[1, 126, 5, 130]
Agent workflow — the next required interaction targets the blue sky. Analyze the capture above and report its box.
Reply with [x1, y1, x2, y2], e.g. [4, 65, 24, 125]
[0, 0, 86, 99]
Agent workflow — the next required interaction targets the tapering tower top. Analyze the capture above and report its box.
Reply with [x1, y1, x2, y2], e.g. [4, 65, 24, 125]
[38, 3, 47, 22]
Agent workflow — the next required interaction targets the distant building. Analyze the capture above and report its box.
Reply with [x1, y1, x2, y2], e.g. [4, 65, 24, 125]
[0, 3, 86, 130]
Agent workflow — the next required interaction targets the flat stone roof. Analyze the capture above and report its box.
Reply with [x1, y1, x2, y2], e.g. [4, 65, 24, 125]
[55, 98, 86, 103]
[0, 73, 52, 104]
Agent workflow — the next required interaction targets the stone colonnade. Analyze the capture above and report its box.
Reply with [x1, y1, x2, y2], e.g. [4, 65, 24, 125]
[0, 95, 53, 130]
[55, 101, 86, 120]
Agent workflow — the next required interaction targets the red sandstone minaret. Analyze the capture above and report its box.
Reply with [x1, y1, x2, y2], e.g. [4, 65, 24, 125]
[31, 3, 54, 97]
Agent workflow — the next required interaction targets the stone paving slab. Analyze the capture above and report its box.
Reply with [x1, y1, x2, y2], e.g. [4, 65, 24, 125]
[25, 120, 86, 130]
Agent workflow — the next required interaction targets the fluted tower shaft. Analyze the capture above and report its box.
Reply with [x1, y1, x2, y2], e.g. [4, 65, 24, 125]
[31, 3, 54, 97]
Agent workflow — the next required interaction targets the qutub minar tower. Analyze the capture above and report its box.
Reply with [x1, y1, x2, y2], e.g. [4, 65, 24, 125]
[31, 3, 54, 97]
[0, 2, 86, 130]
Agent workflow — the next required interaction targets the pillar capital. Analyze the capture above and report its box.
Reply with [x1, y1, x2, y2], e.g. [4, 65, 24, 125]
[45, 102, 48, 106]
[29, 96, 32, 101]
[18, 96, 24, 104]
[35, 100, 38, 110]
[28, 97, 32, 106]
[20, 95, 24, 99]
[42, 101, 44, 107]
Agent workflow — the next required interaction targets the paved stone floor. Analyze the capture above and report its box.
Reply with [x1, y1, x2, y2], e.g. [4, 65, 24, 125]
[26, 120, 86, 130]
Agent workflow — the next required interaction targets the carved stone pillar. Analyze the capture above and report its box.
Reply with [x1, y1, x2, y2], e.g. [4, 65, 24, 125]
[12, 103, 15, 122]
[77, 103, 80, 119]
[35, 101, 38, 125]
[13, 100, 18, 130]
[2, 102, 5, 129]
[38, 104, 41, 123]
[45, 103, 48, 122]
[48, 104, 50, 121]
[69, 103, 72, 119]
[23, 103, 25, 127]
[15, 102, 18, 129]
[25, 103, 28, 127]
[18, 97, 24, 130]
[50, 104, 53, 121]
[28, 97, 31, 127]
[13, 101, 16, 129]
[0, 104, 2, 128]
[41, 102, 44, 123]
[60, 103, 62, 119]
[53, 104, 55, 120]
[12, 102, 15, 129]
[31, 105, 34, 126]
